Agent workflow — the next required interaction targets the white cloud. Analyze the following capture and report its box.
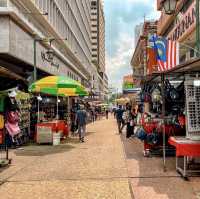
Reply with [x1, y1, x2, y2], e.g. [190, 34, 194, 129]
[105, 0, 160, 92]
[106, 32, 134, 91]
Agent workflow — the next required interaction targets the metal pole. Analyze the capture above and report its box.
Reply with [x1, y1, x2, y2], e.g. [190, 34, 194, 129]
[33, 39, 37, 81]
[196, 0, 200, 57]
[37, 98, 40, 122]
[56, 94, 59, 120]
[161, 73, 166, 172]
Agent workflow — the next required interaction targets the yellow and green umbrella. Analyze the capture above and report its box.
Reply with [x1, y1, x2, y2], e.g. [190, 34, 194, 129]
[29, 76, 88, 96]
[29, 76, 88, 121]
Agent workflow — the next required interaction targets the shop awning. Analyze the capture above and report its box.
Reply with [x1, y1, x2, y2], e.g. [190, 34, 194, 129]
[0, 65, 26, 81]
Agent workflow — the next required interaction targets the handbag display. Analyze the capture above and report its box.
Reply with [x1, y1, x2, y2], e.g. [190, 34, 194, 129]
[165, 79, 179, 102]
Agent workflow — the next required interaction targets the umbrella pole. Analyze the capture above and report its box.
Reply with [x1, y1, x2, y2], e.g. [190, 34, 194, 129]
[37, 97, 40, 122]
[56, 94, 59, 120]
[161, 73, 166, 172]
[67, 97, 70, 124]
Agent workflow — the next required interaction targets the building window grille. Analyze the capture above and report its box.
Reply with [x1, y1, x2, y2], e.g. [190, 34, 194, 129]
[91, 1, 97, 6]
[0, 0, 7, 7]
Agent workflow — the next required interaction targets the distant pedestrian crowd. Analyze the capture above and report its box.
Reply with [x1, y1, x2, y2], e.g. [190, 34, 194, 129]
[70, 103, 110, 142]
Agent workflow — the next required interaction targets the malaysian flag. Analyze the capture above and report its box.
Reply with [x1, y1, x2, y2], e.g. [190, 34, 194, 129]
[149, 35, 179, 72]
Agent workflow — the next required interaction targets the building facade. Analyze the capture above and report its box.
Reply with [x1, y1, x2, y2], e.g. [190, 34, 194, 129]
[131, 21, 157, 79]
[0, 0, 99, 90]
[90, 0, 107, 101]
[157, 0, 196, 64]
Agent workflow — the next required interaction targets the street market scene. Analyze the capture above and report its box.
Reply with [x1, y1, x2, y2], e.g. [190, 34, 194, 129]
[1, 0, 200, 198]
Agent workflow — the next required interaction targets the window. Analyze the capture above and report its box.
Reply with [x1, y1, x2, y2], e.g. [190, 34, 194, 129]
[91, 1, 97, 6]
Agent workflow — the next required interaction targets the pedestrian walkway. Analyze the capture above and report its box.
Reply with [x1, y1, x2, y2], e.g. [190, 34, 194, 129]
[1, 117, 200, 199]
[0, 118, 132, 199]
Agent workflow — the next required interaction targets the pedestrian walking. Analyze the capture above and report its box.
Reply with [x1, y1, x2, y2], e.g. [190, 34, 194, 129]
[105, 109, 109, 119]
[76, 105, 87, 142]
[91, 107, 95, 123]
[124, 106, 136, 138]
[70, 108, 77, 136]
[115, 105, 125, 133]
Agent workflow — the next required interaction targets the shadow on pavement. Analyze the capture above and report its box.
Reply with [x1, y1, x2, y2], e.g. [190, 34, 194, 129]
[14, 144, 75, 156]
[120, 133, 199, 199]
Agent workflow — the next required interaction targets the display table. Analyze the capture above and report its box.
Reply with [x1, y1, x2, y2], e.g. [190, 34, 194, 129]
[169, 136, 200, 178]
[36, 120, 68, 137]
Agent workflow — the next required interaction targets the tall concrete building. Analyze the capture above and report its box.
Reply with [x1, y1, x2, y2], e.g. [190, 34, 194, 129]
[90, 0, 107, 101]
[0, 0, 96, 89]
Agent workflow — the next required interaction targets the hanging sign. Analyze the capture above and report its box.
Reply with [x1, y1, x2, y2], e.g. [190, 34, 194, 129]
[168, 2, 196, 42]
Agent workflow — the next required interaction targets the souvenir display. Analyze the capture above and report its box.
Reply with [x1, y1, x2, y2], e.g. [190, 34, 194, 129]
[138, 80, 186, 156]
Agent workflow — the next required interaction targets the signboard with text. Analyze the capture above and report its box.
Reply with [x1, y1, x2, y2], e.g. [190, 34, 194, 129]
[168, 1, 196, 42]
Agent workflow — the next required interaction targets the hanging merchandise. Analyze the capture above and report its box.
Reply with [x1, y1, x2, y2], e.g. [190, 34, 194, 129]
[146, 130, 160, 145]
[0, 114, 4, 129]
[136, 127, 147, 141]
[0, 130, 3, 144]
[151, 84, 162, 114]
[4, 90, 20, 139]
[165, 79, 180, 102]
[0, 96, 5, 112]
[136, 78, 186, 158]
[15, 91, 31, 144]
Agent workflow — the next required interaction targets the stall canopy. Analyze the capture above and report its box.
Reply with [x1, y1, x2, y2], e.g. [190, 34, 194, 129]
[115, 97, 130, 105]
[29, 76, 88, 96]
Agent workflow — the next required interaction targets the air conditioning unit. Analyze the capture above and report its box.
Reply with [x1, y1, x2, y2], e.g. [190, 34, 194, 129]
[185, 77, 200, 140]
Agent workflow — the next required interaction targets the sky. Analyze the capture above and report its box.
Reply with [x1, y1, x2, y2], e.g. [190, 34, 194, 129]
[104, 0, 160, 92]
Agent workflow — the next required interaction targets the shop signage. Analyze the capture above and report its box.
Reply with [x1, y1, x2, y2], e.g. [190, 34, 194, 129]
[168, 2, 196, 42]
[122, 74, 141, 93]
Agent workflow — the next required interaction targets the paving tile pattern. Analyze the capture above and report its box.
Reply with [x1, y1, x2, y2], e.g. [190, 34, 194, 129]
[0, 118, 132, 199]
[1, 116, 200, 199]
[122, 131, 200, 199]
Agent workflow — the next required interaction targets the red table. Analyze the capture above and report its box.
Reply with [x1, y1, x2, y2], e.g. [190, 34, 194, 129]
[37, 120, 69, 137]
[169, 136, 200, 178]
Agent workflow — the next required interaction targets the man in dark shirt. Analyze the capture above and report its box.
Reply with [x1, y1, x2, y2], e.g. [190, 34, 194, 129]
[76, 105, 87, 142]
[115, 105, 125, 133]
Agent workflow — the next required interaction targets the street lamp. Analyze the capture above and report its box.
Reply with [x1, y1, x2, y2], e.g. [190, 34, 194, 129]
[45, 48, 55, 62]
[33, 37, 67, 81]
[161, 0, 178, 15]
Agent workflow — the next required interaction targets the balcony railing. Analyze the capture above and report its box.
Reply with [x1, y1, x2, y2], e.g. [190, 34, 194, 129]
[0, 0, 7, 7]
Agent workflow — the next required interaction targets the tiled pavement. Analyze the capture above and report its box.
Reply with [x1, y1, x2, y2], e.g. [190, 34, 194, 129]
[0, 118, 132, 199]
[1, 117, 200, 199]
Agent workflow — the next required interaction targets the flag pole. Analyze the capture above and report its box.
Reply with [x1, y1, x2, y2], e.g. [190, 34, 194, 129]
[161, 73, 166, 172]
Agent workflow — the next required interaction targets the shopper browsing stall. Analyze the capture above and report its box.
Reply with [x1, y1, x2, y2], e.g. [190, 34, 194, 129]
[115, 105, 125, 133]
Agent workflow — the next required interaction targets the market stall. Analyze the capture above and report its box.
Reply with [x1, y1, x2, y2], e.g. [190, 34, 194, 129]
[136, 77, 185, 157]
[0, 88, 31, 166]
[134, 56, 200, 177]
[29, 76, 88, 145]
